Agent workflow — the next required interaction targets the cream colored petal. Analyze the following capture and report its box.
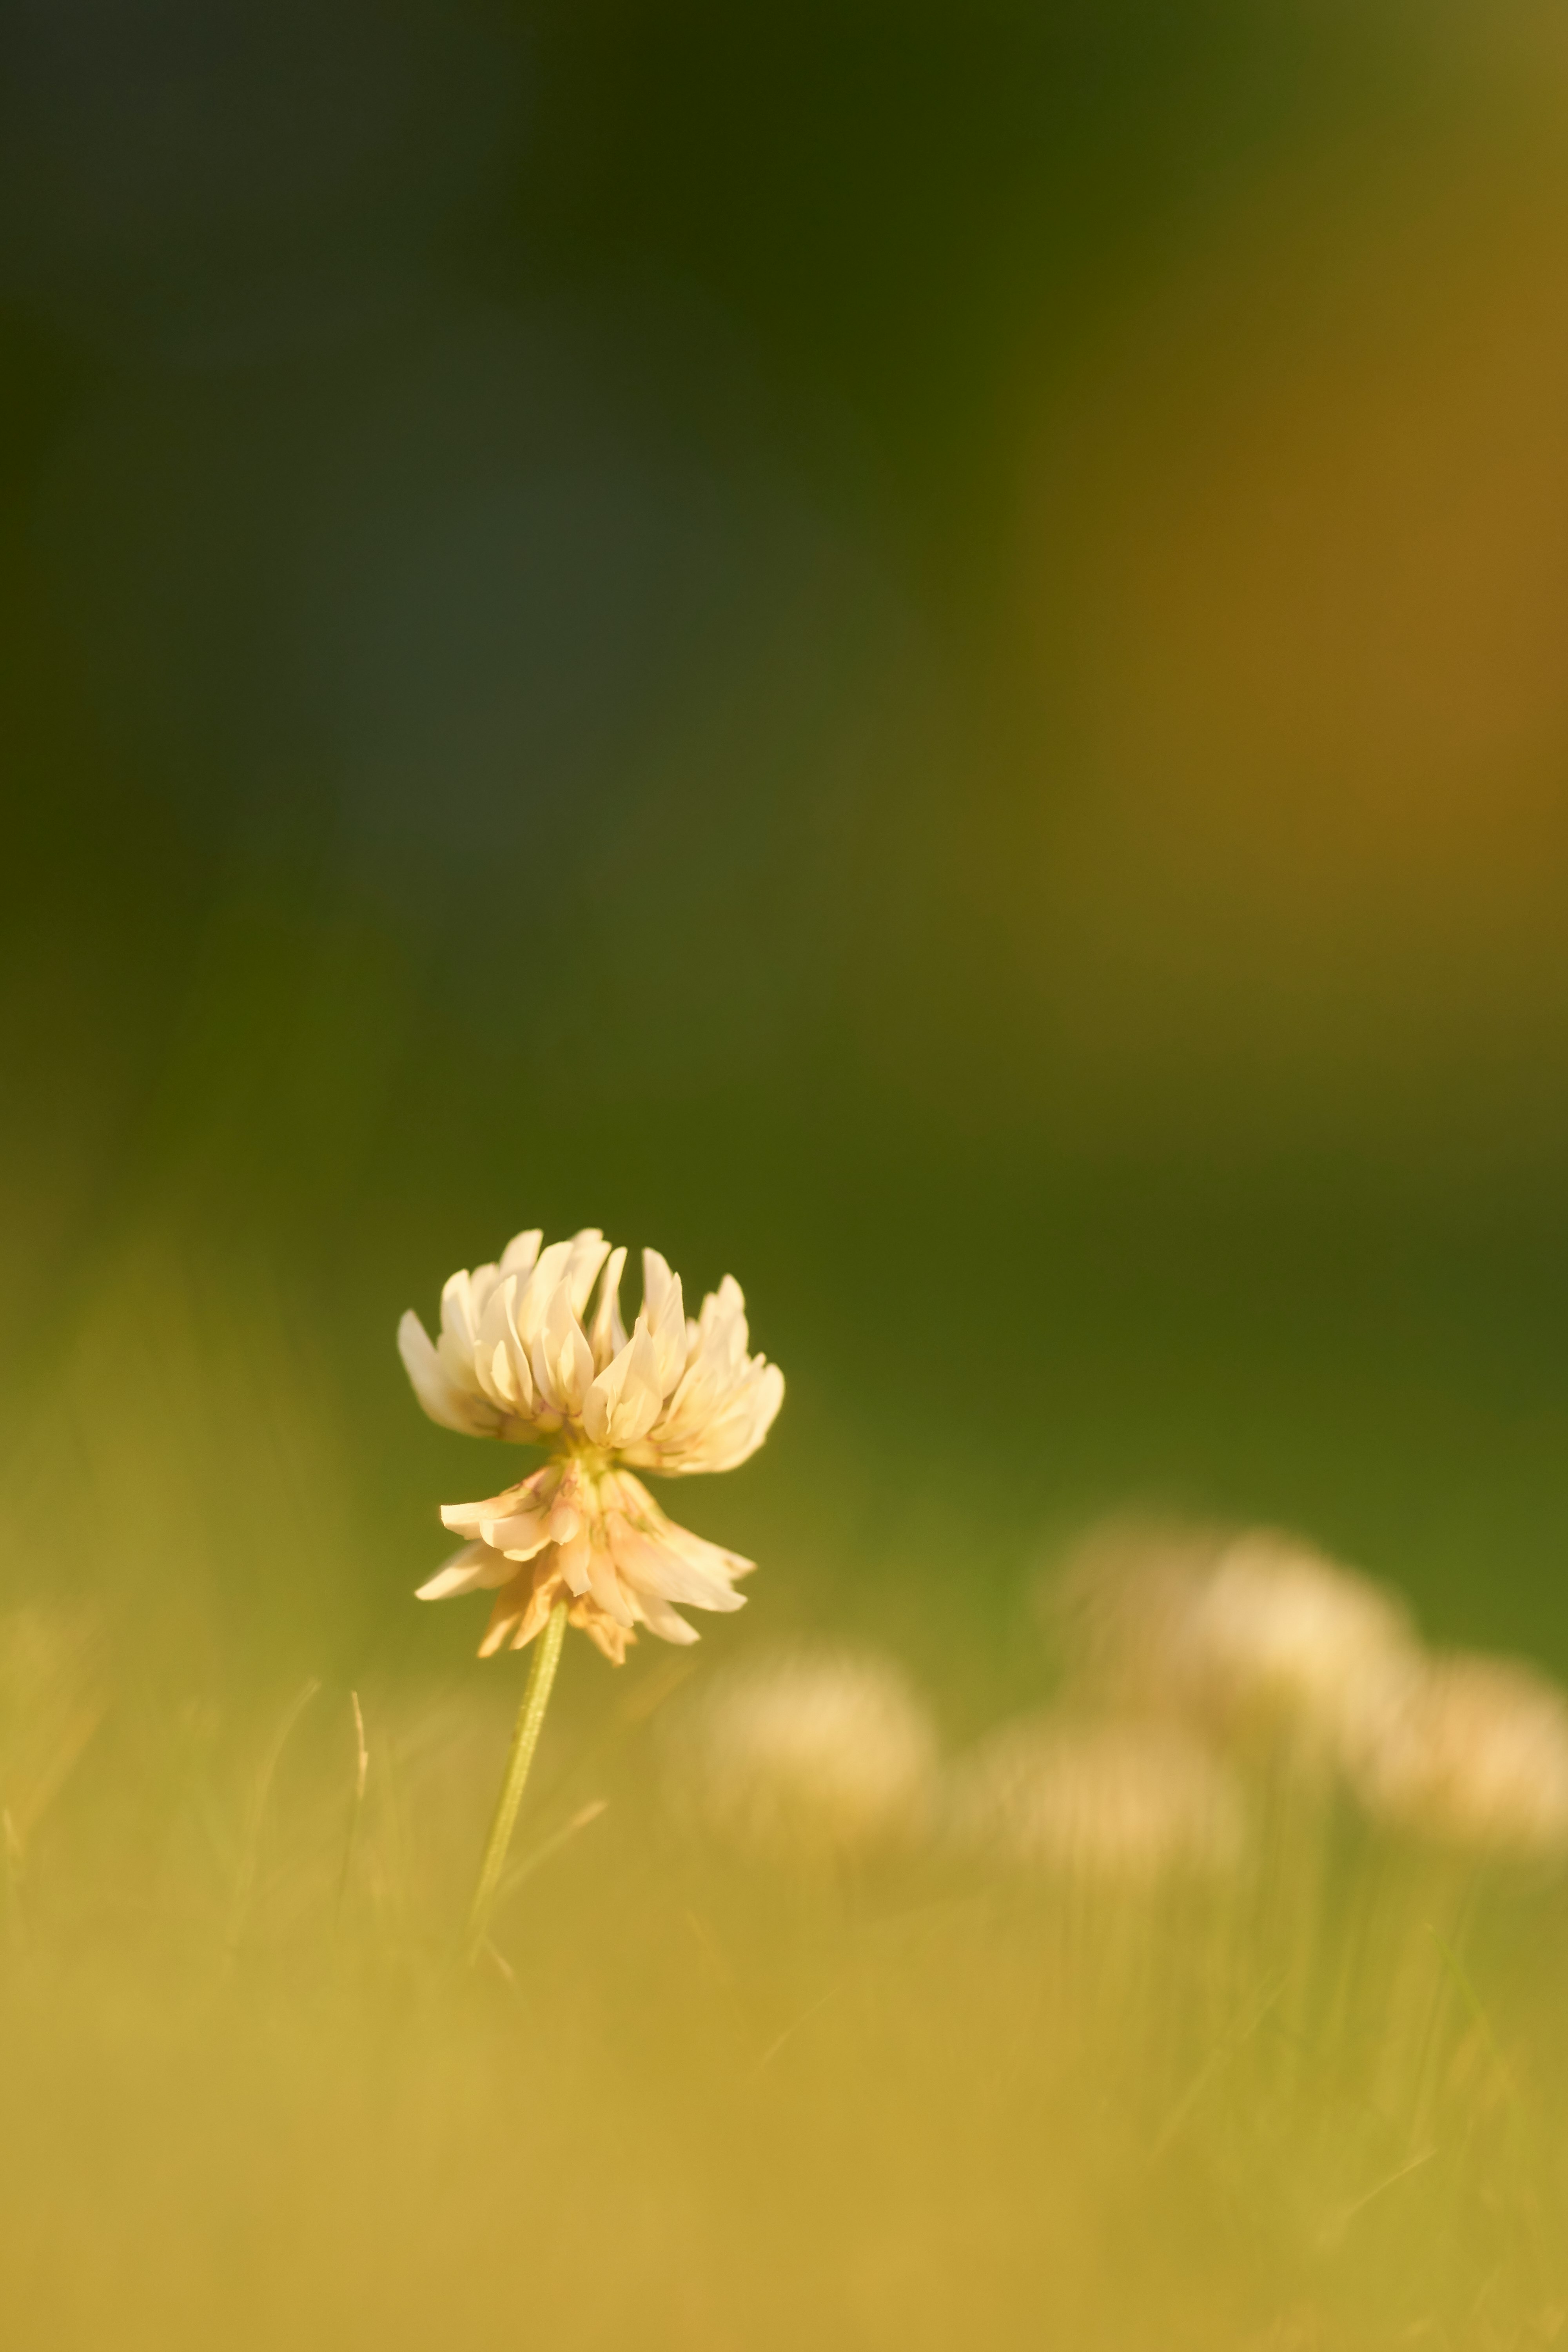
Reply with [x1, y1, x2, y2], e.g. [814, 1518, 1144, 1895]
[482, 1510, 553, 1559]
[532, 1282, 596, 1418]
[555, 1527, 592, 1596]
[684, 1362, 785, 1472]
[474, 1276, 535, 1417]
[475, 1560, 566, 1655]
[509, 1575, 565, 1650]
[661, 1523, 757, 1581]
[607, 1516, 746, 1613]
[581, 1359, 613, 1446]
[635, 1359, 716, 1455]
[479, 1573, 535, 1657]
[398, 1311, 497, 1435]
[623, 1474, 756, 1575]
[697, 1274, 748, 1365]
[467, 1261, 505, 1324]
[588, 1246, 629, 1372]
[563, 1229, 612, 1316]
[512, 1240, 574, 1347]
[583, 1321, 664, 1448]
[641, 1252, 685, 1374]
[500, 1227, 544, 1278]
[635, 1354, 784, 1475]
[439, 1268, 480, 1354]
[642, 1290, 750, 1441]
[470, 1323, 516, 1413]
[478, 1611, 519, 1659]
[501, 1297, 537, 1415]
[483, 1341, 515, 1412]
[615, 1324, 667, 1445]
[642, 1247, 677, 1323]
[416, 1542, 518, 1601]
[585, 1545, 637, 1628]
[439, 1479, 539, 1538]
[633, 1591, 701, 1645]
[641, 1250, 687, 1395]
[580, 1380, 611, 1447]
[572, 1601, 635, 1664]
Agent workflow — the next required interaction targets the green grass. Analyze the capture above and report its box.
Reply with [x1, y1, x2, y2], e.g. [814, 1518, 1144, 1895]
[4, 1556, 1567, 2350]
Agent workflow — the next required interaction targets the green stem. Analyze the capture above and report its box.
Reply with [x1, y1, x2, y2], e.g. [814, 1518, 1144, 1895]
[465, 1601, 568, 1965]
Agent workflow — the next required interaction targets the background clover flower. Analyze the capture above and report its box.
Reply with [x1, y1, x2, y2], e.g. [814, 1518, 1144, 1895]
[399, 1225, 784, 1662]
[1052, 1517, 1419, 1768]
[1343, 1651, 1568, 1860]
[664, 1646, 940, 1864]
[948, 1714, 1247, 1885]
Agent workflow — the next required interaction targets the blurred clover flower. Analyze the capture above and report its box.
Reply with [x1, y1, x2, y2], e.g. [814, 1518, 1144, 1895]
[1054, 1519, 1417, 1766]
[1343, 1652, 1568, 1860]
[666, 1647, 938, 1864]
[1171, 1532, 1417, 1758]
[949, 1714, 1245, 1884]
[400, 1225, 784, 1664]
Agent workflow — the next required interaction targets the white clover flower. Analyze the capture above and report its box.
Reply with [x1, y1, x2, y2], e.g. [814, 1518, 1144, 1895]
[1053, 1518, 1418, 1762]
[399, 1227, 784, 1663]
[1050, 1514, 1232, 1702]
[668, 1647, 940, 1861]
[1343, 1651, 1568, 1860]
[949, 1714, 1246, 1884]
[1172, 1531, 1418, 1755]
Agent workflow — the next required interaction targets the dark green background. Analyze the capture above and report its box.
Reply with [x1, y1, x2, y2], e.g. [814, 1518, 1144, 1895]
[4, 0, 1566, 1696]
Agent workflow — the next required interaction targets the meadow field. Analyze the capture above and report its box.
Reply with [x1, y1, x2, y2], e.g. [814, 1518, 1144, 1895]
[10, 2, 1568, 2343]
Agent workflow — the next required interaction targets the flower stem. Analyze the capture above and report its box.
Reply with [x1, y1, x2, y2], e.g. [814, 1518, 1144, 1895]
[465, 1601, 568, 1965]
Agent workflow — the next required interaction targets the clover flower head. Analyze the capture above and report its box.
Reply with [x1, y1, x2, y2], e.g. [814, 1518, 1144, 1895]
[949, 1713, 1246, 1884]
[399, 1226, 784, 1662]
[1174, 1531, 1417, 1753]
[1053, 1517, 1417, 1762]
[1050, 1514, 1232, 1701]
[666, 1646, 939, 1860]
[1344, 1651, 1568, 1860]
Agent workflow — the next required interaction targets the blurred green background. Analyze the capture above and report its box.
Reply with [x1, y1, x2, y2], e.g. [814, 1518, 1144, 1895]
[6, 0, 1568, 1702]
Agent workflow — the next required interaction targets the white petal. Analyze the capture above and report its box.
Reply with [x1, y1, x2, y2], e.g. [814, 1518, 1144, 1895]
[512, 1241, 574, 1346]
[563, 1229, 611, 1316]
[633, 1591, 701, 1645]
[467, 1261, 505, 1324]
[585, 1547, 637, 1628]
[500, 1227, 543, 1277]
[439, 1269, 480, 1354]
[398, 1312, 495, 1435]
[583, 1321, 663, 1448]
[661, 1521, 756, 1581]
[642, 1248, 677, 1324]
[614, 1324, 666, 1446]
[683, 1362, 785, 1472]
[481, 1510, 553, 1559]
[532, 1283, 596, 1417]
[588, 1247, 629, 1372]
[641, 1249, 687, 1395]
[698, 1274, 748, 1355]
[608, 1517, 745, 1612]
[416, 1541, 517, 1600]
[556, 1528, 592, 1595]
[438, 1471, 549, 1537]
[477, 1276, 535, 1416]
